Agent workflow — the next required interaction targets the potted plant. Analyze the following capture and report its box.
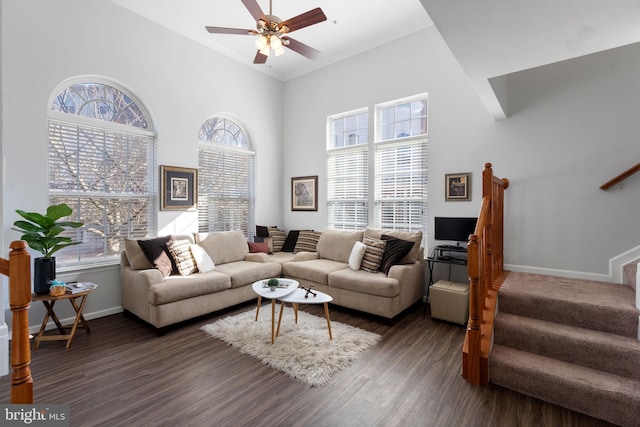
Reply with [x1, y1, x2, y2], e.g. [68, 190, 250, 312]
[12, 203, 83, 294]
[267, 278, 280, 291]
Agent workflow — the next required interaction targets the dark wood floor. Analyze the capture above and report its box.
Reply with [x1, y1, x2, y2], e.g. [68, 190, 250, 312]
[1, 301, 615, 427]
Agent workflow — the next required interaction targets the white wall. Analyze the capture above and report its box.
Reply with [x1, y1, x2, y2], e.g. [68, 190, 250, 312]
[1, 0, 284, 330]
[283, 27, 640, 280]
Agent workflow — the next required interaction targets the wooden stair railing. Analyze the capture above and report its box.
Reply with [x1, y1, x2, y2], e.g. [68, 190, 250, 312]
[600, 162, 640, 190]
[0, 241, 33, 403]
[462, 163, 509, 386]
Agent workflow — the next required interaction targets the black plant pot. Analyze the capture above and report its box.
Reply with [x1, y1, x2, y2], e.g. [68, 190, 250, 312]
[34, 257, 56, 295]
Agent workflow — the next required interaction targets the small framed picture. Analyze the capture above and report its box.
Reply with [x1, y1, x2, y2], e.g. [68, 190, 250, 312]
[445, 172, 471, 201]
[291, 176, 318, 211]
[161, 165, 197, 210]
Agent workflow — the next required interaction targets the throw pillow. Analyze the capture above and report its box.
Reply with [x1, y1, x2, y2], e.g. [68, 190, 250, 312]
[248, 241, 270, 254]
[262, 237, 274, 254]
[137, 236, 174, 277]
[268, 227, 286, 252]
[379, 235, 415, 275]
[360, 237, 386, 273]
[281, 230, 300, 252]
[189, 244, 215, 273]
[255, 225, 271, 238]
[294, 230, 322, 253]
[167, 239, 198, 276]
[124, 238, 153, 270]
[348, 241, 367, 271]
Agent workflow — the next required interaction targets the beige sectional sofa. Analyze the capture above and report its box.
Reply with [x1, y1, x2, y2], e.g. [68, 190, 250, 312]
[120, 228, 424, 331]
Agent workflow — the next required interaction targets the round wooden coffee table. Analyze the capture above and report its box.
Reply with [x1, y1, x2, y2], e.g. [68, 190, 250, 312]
[252, 279, 298, 344]
[276, 287, 333, 340]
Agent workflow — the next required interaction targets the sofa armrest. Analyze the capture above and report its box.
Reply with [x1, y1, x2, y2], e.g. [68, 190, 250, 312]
[387, 259, 425, 307]
[292, 251, 320, 262]
[245, 252, 271, 263]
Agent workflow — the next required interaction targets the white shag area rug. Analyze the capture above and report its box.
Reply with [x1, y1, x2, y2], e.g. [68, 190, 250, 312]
[201, 307, 381, 387]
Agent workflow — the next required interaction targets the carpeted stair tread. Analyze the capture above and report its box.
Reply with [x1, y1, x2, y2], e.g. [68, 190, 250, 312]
[498, 272, 639, 337]
[490, 345, 640, 427]
[494, 312, 640, 380]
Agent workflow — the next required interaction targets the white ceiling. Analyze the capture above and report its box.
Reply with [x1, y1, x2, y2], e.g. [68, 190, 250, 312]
[110, 0, 640, 119]
[109, 0, 433, 81]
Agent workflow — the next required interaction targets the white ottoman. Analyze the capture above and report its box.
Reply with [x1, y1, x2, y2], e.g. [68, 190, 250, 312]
[429, 280, 469, 325]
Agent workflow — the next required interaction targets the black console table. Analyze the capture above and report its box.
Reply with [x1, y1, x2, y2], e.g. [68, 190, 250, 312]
[426, 245, 468, 287]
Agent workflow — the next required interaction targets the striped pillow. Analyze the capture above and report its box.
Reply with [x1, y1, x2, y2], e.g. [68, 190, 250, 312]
[294, 230, 322, 253]
[268, 227, 286, 252]
[360, 237, 386, 273]
[167, 239, 198, 276]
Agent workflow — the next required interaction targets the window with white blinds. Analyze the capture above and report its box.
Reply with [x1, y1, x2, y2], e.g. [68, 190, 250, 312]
[197, 116, 255, 237]
[374, 138, 428, 233]
[48, 81, 156, 266]
[375, 94, 428, 246]
[327, 109, 369, 230]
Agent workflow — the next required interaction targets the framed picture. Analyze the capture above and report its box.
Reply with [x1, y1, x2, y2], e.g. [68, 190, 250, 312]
[445, 172, 471, 201]
[161, 165, 197, 210]
[291, 176, 318, 211]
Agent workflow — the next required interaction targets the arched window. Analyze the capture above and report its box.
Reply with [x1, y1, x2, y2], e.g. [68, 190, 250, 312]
[48, 79, 156, 265]
[198, 116, 255, 237]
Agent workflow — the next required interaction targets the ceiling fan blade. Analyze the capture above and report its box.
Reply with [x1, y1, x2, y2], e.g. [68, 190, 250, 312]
[205, 26, 256, 35]
[241, 0, 266, 22]
[282, 36, 321, 60]
[280, 8, 327, 33]
[254, 51, 268, 64]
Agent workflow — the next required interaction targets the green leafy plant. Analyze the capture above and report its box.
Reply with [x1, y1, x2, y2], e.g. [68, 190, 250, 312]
[12, 203, 84, 258]
[267, 278, 280, 288]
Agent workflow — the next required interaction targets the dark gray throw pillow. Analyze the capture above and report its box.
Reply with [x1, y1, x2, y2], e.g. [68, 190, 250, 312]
[379, 235, 415, 274]
[281, 230, 300, 252]
[138, 236, 175, 277]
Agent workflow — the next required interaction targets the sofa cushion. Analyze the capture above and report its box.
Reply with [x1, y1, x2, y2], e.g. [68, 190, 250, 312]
[328, 268, 400, 298]
[364, 227, 422, 264]
[196, 231, 248, 265]
[149, 271, 232, 305]
[138, 236, 174, 277]
[167, 239, 198, 276]
[294, 230, 322, 253]
[360, 237, 386, 273]
[125, 238, 154, 270]
[348, 241, 366, 270]
[268, 227, 286, 252]
[213, 260, 282, 288]
[283, 259, 348, 286]
[379, 235, 415, 274]
[315, 229, 364, 263]
[189, 244, 215, 273]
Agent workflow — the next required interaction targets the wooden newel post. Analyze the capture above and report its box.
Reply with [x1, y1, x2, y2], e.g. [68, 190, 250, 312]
[464, 234, 481, 385]
[8, 241, 33, 404]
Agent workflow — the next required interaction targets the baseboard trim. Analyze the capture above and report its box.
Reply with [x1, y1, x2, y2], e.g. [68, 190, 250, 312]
[504, 264, 614, 283]
[26, 306, 123, 337]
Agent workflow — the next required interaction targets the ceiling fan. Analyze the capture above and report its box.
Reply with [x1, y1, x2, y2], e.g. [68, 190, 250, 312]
[205, 0, 327, 64]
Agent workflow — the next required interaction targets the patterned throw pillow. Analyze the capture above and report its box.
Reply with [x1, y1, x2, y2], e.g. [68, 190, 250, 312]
[379, 235, 415, 274]
[294, 230, 322, 253]
[167, 239, 198, 276]
[360, 237, 386, 273]
[268, 227, 286, 252]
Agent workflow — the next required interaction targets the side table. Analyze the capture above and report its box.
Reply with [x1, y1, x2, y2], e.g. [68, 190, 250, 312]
[32, 286, 96, 349]
[251, 279, 298, 344]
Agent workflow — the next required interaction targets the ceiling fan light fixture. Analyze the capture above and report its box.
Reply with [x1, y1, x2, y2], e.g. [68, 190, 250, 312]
[270, 35, 283, 49]
[254, 35, 268, 50]
[274, 46, 285, 56]
[259, 46, 271, 57]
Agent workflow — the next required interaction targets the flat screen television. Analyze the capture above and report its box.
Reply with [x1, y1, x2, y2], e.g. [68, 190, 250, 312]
[434, 217, 478, 244]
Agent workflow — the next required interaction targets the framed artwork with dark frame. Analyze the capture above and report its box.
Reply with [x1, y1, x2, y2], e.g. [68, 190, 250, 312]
[291, 175, 318, 211]
[445, 172, 471, 201]
[161, 165, 198, 210]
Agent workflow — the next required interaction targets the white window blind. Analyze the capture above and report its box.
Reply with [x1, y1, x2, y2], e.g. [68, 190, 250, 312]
[327, 109, 369, 229]
[327, 146, 369, 230]
[198, 146, 254, 235]
[48, 119, 156, 265]
[374, 137, 428, 240]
